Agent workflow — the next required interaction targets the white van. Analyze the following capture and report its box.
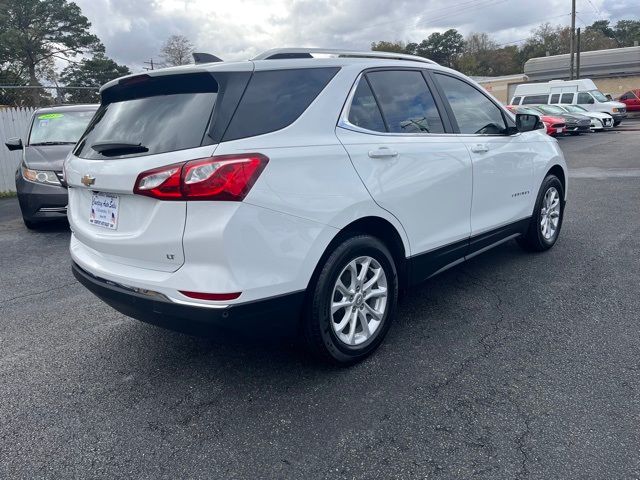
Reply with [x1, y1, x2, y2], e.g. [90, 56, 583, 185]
[511, 79, 627, 125]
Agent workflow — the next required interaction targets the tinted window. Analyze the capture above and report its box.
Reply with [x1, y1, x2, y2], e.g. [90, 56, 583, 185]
[347, 78, 386, 132]
[366, 70, 444, 133]
[512, 96, 522, 105]
[75, 73, 218, 159]
[620, 92, 631, 100]
[577, 92, 594, 104]
[29, 110, 95, 145]
[522, 95, 550, 105]
[560, 93, 574, 104]
[435, 73, 508, 135]
[224, 67, 339, 141]
[550, 94, 560, 104]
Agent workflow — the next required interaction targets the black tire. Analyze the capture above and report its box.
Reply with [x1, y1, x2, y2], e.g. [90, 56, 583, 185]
[613, 120, 621, 127]
[303, 235, 398, 365]
[517, 175, 564, 252]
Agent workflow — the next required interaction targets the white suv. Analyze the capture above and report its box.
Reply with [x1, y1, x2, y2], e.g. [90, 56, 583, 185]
[66, 48, 568, 364]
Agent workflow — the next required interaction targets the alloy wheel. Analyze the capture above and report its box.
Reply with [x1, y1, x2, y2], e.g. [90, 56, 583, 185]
[330, 256, 388, 346]
[540, 186, 561, 240]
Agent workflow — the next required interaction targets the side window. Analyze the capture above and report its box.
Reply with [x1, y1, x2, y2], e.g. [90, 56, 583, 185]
[577, 92, 594, 104]
[550, 94, 560, 104]
[223, 67, 339, 141]
[560, 93, 574, 104]
[522, 94, 550, 105]
[434, 73, 508, 135]
[512, 96, 522, 105]
[366, 70, 445, 133]
[347, 78, 386, 132]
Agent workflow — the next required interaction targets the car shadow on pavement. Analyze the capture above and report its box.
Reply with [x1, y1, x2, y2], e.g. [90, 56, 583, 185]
[94, 238, 528, 383]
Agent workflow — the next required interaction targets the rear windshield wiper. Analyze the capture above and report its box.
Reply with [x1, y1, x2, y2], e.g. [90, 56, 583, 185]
[30, 141, 77, 146]
[91, 142, 149, 155]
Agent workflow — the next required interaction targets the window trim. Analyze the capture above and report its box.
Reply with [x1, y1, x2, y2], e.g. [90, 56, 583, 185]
[428, 71, 517, 137]
[337, 67, 454, 136]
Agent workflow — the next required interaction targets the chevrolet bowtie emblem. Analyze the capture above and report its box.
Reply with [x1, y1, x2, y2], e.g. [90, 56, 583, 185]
[81, 174, 96, 187]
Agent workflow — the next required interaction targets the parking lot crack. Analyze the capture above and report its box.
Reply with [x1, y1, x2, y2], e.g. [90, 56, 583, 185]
[0, 281, 77, 309]
[505, 395, 532, 479]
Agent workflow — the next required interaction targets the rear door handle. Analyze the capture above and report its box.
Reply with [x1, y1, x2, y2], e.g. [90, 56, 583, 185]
[470, 143, 489, 153]
[368, 147, 399, 158]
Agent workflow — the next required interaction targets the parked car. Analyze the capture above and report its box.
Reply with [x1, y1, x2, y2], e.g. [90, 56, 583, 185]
[617, 89, 640, 112]
[506, 105, 566, 136]
[511, 79, 627, 126]
[555, 104, 614, 130]
[66, 48, 568, 364]
[529, 104, 591, 135]
[5, 104, 98, 228]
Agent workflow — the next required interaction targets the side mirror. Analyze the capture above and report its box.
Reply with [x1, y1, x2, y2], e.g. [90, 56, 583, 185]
[5, 137, 23, 151]
[516, 113, 543, 132]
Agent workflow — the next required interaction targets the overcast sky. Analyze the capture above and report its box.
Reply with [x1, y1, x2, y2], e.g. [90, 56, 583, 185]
[74, 0, 639, 71]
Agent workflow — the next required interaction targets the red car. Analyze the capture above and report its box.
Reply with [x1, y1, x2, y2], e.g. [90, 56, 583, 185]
[618, 90, 640, 112]
[506, 105, 566, 136]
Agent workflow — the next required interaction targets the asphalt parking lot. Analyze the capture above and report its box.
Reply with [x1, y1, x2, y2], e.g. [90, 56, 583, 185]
[1, 121, 639, 479]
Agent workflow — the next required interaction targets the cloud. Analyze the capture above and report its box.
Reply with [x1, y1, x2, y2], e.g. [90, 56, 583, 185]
[74, 0, 639, 70]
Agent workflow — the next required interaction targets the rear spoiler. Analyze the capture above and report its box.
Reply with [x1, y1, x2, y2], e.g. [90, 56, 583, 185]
[192, 52, 223, 64]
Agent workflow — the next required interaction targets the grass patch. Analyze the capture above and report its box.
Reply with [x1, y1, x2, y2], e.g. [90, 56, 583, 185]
[0, 191, 17, 198]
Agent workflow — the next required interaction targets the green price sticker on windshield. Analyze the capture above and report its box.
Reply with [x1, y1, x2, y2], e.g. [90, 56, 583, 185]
[37, 113, 64, 120]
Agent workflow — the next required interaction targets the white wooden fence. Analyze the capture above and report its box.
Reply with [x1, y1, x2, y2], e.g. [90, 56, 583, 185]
[0, 107, 35, 192]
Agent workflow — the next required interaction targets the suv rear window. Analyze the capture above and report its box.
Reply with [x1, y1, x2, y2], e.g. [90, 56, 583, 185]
[75, 73, 220, 159]
[222, 67, 339, 141]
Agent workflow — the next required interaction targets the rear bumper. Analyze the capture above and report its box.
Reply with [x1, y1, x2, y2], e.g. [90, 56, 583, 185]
[16, 174, 67, 221]
[72, 262, 305, 337]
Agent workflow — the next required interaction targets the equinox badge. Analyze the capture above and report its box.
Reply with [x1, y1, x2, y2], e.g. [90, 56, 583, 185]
[81, 174, 96, 187]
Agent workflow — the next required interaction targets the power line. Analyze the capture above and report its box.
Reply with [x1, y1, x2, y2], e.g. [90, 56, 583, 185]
[585, 0, 603, 17]
[143, 58, 155, 71]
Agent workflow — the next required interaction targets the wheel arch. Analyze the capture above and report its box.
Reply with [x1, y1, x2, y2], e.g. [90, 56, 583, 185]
[546, 164, 566, 198]
[305, 216, 409, 293]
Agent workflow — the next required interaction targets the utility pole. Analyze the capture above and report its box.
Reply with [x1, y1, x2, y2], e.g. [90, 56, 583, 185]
[143, 58, 155, 71]
[576, 27, 581, 79]
[569, 0, 576, 79]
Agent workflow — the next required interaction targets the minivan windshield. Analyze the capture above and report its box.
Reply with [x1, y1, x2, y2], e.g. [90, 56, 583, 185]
[590, 90, 608, 102]
[29, 110, 96, 145]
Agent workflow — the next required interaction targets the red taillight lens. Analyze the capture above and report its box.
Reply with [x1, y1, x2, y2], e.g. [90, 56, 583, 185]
[179, 290, 241, 301]
[133, 154, 268, 201]
[133, 162, 183, 199]
[181, 154, 268, 201]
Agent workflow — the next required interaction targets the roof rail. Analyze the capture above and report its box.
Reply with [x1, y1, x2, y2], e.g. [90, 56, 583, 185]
[252, 48, 438, 65]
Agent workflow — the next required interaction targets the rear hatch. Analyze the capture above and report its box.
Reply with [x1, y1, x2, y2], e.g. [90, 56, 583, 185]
[65, 67, 253, 272]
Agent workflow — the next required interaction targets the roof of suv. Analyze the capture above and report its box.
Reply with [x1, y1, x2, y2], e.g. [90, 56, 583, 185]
[100, 48, 445, 93]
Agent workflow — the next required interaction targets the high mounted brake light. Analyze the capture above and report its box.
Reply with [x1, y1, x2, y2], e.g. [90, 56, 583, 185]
[119, 74, 151, 86]
[133, 154, 269, 201]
